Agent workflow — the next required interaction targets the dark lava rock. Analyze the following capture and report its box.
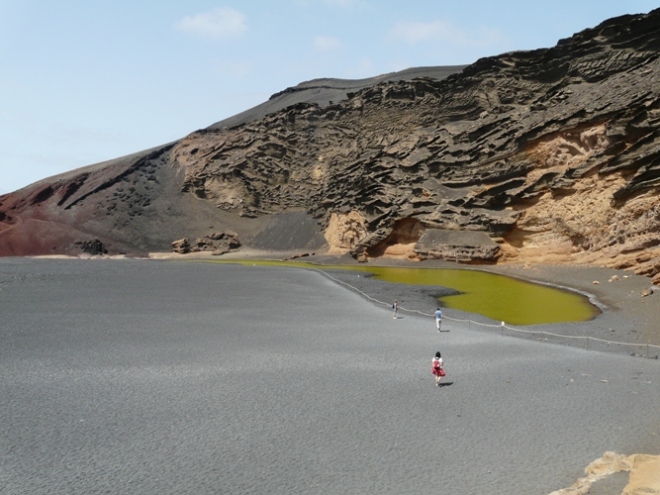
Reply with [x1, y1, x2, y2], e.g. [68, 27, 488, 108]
[74, 239, 108, 256]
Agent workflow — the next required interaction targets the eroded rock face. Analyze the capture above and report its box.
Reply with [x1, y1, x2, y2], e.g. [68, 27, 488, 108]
[168, 9, 660, 280]
[0, 9, 659, 282]
[324, 211, 368, 254]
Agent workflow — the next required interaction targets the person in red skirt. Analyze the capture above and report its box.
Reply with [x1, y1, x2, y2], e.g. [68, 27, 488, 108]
[431, 351, 445, 386]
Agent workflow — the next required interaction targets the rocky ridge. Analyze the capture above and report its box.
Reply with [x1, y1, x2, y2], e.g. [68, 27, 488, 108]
[0, 10, 659, 283]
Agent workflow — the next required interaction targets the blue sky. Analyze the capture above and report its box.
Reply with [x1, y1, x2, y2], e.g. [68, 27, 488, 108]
[0, 1, 657, 194]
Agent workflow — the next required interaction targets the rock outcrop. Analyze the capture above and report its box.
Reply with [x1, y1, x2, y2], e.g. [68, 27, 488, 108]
[74, 239, 108, 256]
[0, 9, 659, 282]
[171, 231, 240, 255]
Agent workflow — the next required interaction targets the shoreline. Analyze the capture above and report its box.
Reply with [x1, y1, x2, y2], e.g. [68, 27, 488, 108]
[147, 249, 660, 352]
[31, 249, 660, 351]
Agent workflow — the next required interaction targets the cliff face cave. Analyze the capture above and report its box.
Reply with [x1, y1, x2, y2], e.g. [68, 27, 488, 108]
[367, 219, 424, 259]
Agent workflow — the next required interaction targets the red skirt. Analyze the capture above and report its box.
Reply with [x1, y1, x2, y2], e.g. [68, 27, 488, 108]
[432, 366, 446, 377]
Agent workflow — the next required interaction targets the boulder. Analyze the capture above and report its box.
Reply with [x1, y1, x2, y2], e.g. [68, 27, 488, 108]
[172, 232, 241, 255]
[171, 238, 191, 254]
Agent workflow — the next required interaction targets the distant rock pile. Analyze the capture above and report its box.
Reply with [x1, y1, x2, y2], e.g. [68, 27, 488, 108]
[74, 239, 108, 256]
[171, 231, 240, 255]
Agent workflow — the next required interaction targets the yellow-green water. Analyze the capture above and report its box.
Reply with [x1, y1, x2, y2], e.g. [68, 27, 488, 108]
[206, 260, 599, 325]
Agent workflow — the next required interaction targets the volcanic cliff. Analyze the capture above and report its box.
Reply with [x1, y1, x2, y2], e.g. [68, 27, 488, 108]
[1, 10, 659, 283]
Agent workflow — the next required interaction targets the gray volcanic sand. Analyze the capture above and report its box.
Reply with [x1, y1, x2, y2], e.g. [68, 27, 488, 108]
[1, 258, 659, 495]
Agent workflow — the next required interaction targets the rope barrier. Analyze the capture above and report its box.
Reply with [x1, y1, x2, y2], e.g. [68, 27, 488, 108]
[313, 268, 660, 357]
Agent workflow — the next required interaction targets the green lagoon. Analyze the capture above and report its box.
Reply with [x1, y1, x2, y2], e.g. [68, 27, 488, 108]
[209, 260, 599, 326]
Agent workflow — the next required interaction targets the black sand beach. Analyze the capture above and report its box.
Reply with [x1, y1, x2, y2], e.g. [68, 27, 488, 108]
[1, 258, 659, 494]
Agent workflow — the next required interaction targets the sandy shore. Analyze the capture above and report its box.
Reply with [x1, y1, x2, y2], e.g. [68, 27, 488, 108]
[7, 255, 658, 494]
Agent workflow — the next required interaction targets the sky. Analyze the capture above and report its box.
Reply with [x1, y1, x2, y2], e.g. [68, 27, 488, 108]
[1, 1, 657, 195]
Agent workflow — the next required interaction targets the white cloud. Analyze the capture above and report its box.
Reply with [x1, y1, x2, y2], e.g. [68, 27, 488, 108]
[390, 19, 503, 48]
[313, 36, 343, 51]
[176, 7, 248, 40]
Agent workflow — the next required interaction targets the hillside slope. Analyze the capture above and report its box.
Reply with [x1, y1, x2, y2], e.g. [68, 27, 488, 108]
[1, 10, 658, 283]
